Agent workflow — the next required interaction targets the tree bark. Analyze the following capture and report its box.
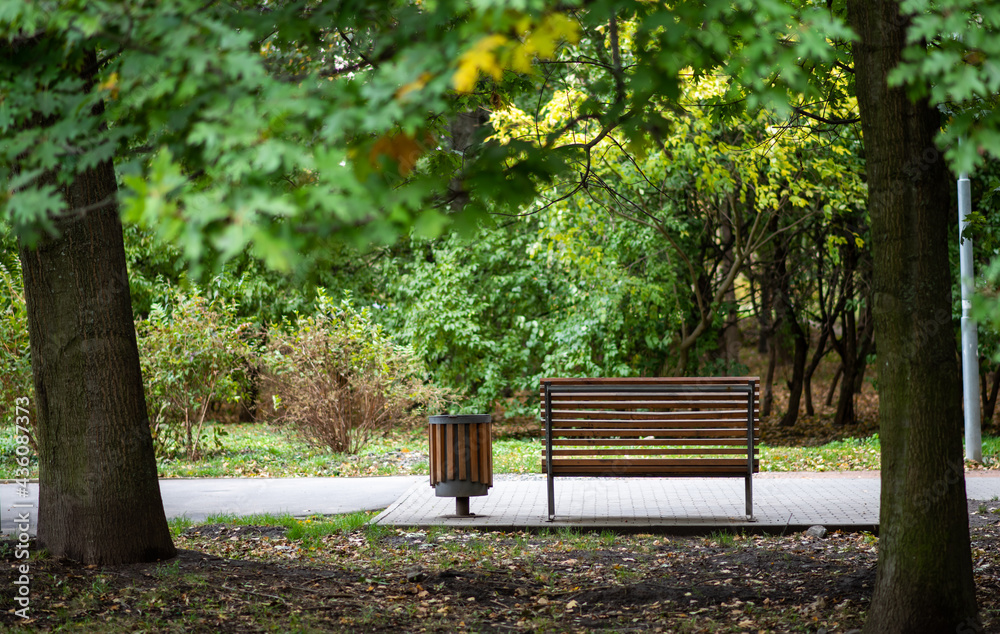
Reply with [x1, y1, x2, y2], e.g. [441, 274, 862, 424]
[779, 318, 807, 427]
[718, 210, 741, 370]
[848, 1, 979, 631]
[755, 266, 773, 355]
[803, 324, 831, 416]
[825, 363, 842, 407]
[833, 325, 858, 426]
[16, 47, 175, 565]
[980, 362, 1000, 423]
[833, 304, 873, 427]
[761, 338, 777, 417]
[803, 226, 838, 417]
[774, 230, 807, 427]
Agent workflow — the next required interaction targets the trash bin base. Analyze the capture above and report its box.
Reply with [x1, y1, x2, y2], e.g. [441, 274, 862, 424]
[434, 481, 489, 498]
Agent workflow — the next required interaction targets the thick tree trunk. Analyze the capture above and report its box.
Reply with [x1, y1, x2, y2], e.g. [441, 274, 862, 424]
[16, 47, 175, 563]
[20, 166, 176, 564]
[848, 1, 979, 631]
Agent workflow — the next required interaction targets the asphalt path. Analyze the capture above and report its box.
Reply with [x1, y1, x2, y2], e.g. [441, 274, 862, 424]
[1, 476, 426, 536]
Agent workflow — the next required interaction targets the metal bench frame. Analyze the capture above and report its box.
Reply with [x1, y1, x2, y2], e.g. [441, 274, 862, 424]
[542, 377, 759, 521]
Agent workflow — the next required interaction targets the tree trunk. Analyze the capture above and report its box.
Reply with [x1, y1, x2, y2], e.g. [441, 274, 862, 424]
[833, 361, 857, 426]
[779, 318, 808, 427]
[774, 231, 807, 427]
[718, 210, 741, 370]
[755, 269, 773, 355]
[825, 363, 842, 407]
[16, 48, 176, 564]
[761, 339, 777, 417]
[835, 305, 875, 426]
[981, 363, 1000, 423]
[803, 325, 831, 416]
[848, 1, 979, 631]
[833, 299, 858, 426]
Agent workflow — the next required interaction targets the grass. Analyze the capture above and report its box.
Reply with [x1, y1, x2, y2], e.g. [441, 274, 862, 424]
[4, 420, 1000, 480]
[195, 510, 379, 536]
[759, 435, 882, 472]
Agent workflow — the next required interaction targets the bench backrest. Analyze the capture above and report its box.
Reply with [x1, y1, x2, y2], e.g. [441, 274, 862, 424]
[540, 377, 760, 477]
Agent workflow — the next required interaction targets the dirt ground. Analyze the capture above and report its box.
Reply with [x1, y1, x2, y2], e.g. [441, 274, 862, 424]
[4, 501, 1000, 632]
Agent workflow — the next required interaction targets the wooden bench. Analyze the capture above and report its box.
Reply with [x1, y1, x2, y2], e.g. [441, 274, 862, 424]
[540, 377, 760, 521]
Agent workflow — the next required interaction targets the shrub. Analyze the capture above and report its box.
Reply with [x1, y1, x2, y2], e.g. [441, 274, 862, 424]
[264, 292, 451, 454]
[0, 260, 35, 446]
[137, 291, 252, 459]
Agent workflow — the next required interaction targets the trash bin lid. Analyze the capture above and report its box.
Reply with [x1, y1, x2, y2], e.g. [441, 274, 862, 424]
[429, 414, 492, 424]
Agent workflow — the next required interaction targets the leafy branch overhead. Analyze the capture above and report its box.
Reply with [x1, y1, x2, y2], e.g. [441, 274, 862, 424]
[0, 2, 859, 269]
[4, 1, 998, 276]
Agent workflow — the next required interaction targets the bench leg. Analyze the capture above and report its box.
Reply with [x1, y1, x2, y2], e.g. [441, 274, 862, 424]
[745, 475, 755, 522]
[547, 473, 555, 521]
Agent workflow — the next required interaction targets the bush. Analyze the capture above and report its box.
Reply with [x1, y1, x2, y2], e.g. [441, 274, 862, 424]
[0, 259, 35, 446]
[137, 291, 252, 459]
[264, 292, 451, 454]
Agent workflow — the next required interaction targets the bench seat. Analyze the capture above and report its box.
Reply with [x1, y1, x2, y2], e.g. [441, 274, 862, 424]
[541, 377, 760, 521]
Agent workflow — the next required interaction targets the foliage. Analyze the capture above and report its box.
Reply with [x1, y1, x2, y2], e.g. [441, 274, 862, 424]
[890, 0, 1000, 175]
[382, 227, 555, 414]
[381, 217, 654, 413]
[0, 0, 493, 272]
[0, 236, 31, 429]
[0, 0, 859, 276]
[491, 69, 866, 374]
[264, 292, 451, 454]
[137, 291, 252, 460]
[975, 257, 1000, 360]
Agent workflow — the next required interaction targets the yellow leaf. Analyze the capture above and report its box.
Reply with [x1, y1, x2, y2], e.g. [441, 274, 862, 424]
[397, 72, 433, 100]
[453, 34, 508, 93]
[98, 72, 119, 100]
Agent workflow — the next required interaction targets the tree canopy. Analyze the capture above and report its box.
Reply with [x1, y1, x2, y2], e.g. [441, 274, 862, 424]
[4, 0, 1000, 629]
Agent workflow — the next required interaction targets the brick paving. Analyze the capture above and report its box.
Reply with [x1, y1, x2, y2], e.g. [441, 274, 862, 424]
[371, 472, 1000, 534]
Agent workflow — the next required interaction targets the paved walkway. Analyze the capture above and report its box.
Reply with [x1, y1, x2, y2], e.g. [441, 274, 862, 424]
[6, 472, 1000, 537]
[1, 476, 424, 536]
[371, 472, 1000, 534]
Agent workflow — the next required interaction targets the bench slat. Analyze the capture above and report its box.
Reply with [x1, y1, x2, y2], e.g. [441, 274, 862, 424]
[547, 448, 756, 456]
[551, 438, 753, 446]
[545, 464, 759, 473]
[551, 418, 751, 428]
[547, 457, 754, 466]
[546, 390, 757, 397]
[554, 428, 756, 439]
[547, 401, 759, 411]
[549, 408, 750, 419]
[544, 461, 759, 472]
[541, 376, 760, 385]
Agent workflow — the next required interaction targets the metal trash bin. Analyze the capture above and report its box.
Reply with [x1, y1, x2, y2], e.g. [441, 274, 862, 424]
[428, 414, 493, 516]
